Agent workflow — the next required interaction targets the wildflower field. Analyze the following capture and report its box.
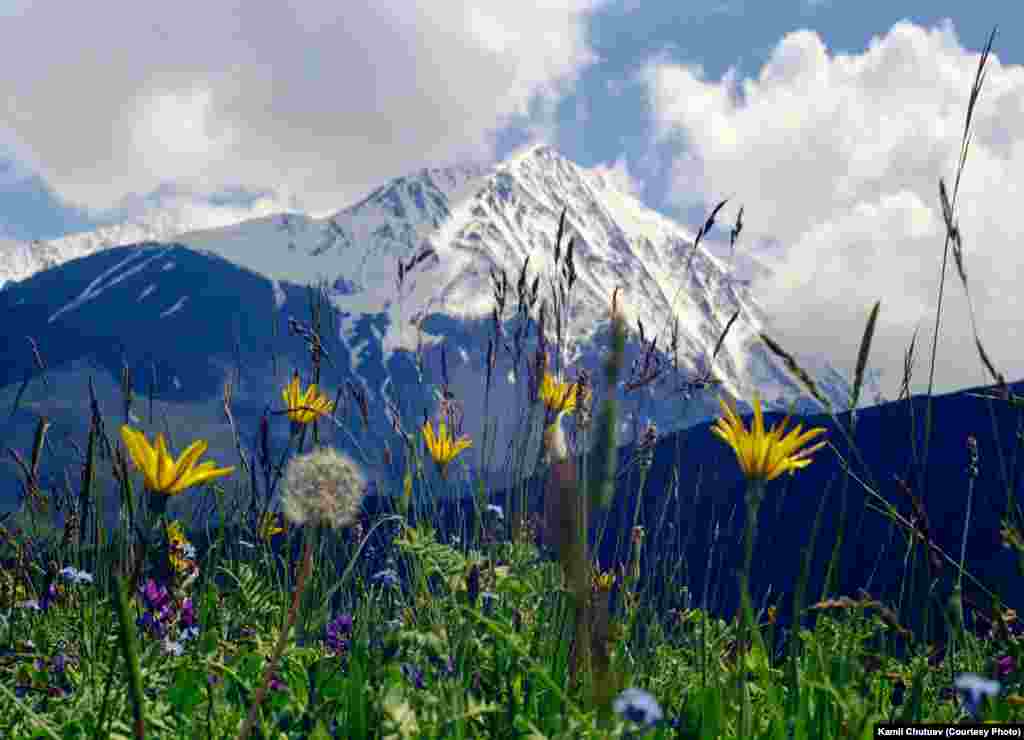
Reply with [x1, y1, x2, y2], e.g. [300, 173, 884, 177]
[3, 25, 1024, 740]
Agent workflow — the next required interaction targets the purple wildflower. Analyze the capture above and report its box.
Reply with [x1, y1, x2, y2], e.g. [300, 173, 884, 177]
[38, 581, 65, 612]
[179, 597, 197, 629]
[325, 613, 354, 655]
[996, 655, 1017, 679]
[137, 610, 166, 639]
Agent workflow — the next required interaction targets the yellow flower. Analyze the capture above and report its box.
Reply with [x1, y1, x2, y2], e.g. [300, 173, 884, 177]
[593, 569, 616, 593]
[166, 520, 187, 548]
[282, 372, 334, 424]
[538, 369, 589, 460]
[539, 370, 587, 418]
[258, 512, 285, 542]
[120, 425, 235, 495]
[421, 419, 472, 479]
[711, 393, 827, 481]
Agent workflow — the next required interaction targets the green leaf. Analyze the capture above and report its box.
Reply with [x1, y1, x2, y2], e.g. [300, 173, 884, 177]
[167, 666, 206, 715]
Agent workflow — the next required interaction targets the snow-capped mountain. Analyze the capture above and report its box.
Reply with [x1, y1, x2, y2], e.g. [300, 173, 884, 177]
[175, 144, 874, 415]
[0, 145, 880, 522]
[0, 185, 297, 289]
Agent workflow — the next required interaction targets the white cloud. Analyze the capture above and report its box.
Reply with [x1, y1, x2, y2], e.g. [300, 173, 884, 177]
[131, 88, 237, 181]
[642, 19, 1024, 397]
[110, 185, 300, 233]
[0, 1, 603, 216]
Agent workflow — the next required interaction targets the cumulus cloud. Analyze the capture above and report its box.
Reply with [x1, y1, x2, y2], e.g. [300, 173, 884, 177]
[642, 19, 1024, 397]
[101, 183, 303, 232]
[0, 1, 602, 217]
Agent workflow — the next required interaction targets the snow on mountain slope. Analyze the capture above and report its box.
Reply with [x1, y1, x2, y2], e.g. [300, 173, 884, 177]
[175, 144, 868, 416]
[2, 145, 876, 433]
[0, 195, 297, 289]
[0, 145, 890, 523]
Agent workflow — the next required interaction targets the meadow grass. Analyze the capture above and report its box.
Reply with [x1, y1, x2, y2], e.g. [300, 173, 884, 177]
[1, 24, 1023, 740]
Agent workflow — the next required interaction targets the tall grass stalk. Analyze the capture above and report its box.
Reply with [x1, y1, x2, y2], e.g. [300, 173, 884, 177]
[1, 23, 1022, 740]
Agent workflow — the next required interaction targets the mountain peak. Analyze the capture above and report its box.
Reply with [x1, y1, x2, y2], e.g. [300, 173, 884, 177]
[0, 149, 880, 431]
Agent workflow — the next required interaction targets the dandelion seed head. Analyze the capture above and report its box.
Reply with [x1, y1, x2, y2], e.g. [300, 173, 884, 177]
[281, 446, 367, 530]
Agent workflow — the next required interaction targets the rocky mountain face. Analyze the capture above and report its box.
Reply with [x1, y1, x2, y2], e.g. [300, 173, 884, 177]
[0, 145, 877, 526]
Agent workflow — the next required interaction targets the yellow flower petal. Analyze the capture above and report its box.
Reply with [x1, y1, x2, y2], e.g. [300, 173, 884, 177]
[282, 374, 332, 424]
[120, 425, 233, 495]
[712, 394, 827, 481]
[170, 439, 208, 488]
[121, 426, 156, 478]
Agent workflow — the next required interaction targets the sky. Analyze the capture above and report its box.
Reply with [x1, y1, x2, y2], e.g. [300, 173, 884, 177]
[0, 0, 1021, 401]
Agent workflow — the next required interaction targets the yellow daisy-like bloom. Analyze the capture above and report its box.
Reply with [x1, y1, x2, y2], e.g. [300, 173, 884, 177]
[539, 370, 587, 418]
[539, 370, 589, 461]
[711, 393, 827, 481]
[282, 372, 334, 425]
[421, 419, 472, 479]
[121, 425, 235, 495]
[258, 512, 285, 542]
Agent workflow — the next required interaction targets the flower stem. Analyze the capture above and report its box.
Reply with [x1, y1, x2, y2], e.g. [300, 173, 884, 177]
[738, 478, 764, 738]
[237, 533, 313, 740]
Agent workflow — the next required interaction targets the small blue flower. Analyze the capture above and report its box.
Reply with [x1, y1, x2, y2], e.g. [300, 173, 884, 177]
[954, 673, 1001, 719]
[163, 639, 184, 656]
[613, 687, 663, 727]
[371, 569, 400, 589]
[180, 626, 201, 642]
[486, 504, 504, 520]
[59, 567, 94, 585]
